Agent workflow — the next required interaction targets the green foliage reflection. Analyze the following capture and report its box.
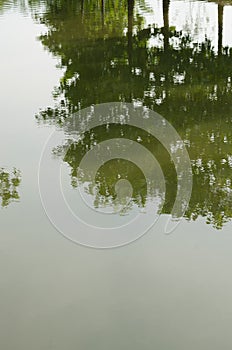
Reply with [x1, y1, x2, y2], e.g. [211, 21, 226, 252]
[0, 168, 21, 208]
[35, 0, 232, 229]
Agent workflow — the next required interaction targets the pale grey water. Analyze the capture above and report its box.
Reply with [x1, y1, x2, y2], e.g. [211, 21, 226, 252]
[1, 1, 232, 349]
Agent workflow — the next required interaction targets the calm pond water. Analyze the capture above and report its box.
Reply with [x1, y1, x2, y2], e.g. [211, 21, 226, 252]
[1, 0, 232, 348]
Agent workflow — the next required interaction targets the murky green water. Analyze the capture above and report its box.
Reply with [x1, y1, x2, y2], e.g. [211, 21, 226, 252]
[1, 0, 232, 348]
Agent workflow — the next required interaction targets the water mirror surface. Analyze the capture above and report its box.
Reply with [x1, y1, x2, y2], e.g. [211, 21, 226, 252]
[1, 0, 232, 348]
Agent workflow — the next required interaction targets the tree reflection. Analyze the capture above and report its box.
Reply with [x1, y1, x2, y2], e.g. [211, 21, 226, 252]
[35, 0, 232, 229]
[0, 168, 21, 208]
[218, 4, 224, 55]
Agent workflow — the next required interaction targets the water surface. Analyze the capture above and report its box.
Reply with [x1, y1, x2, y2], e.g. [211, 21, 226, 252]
[1, 0, 232, 349]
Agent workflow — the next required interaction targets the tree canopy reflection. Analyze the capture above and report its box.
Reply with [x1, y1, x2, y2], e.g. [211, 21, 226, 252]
[35, 0, 232, 229]
[0, 168, 21, 208]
